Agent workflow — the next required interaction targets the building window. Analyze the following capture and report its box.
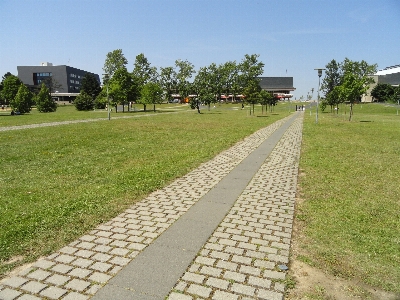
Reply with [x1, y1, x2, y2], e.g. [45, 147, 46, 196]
[70, 79, 74, 83]
[75, 80, 79, 84]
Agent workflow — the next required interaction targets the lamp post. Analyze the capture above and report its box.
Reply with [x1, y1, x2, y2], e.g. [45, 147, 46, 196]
[102, 74, 110, 120]
[314, 68, 325, 123]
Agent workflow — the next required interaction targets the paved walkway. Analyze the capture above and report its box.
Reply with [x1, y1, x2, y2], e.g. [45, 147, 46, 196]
[0, 112, 304, 300]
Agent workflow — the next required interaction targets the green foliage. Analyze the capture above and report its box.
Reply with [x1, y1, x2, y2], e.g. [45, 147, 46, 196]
[0, 74, 23, 105]
[103, 49, 128, 77]
[11, 84, 34, 114]
[74, 92, 94, 111]
[319, 98, 328, 112]
[159, 66, 177, 102]
[35, 84, 57, 113]
[108, 67, 137, 106]
[175, 59, 196, 101]
[80, 73, 101, 98]
[139, 82, 163, 112]
[370, 83, 394, 102]
[94, 88, 108, 109]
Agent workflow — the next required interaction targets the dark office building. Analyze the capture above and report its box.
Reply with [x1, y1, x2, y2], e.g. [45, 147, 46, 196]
[17, 63, 100, 100]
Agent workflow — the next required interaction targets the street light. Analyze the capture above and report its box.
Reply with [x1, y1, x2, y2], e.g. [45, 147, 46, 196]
[314, 68, 325, 123]
[102, 74, 110, 120]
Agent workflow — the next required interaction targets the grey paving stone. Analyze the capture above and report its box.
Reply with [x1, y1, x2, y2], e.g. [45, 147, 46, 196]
[45, 274, 70, 285]
[168, 292, 193, 300]
[21, 281, 48, 293]
[88, 272, 112, 283]
[181, 272, 205, 284]
[230, 282, 255, 297]
[186, 283, 212, 298]
[64, 278, 91, 292]
[0, 288, 22, 300]
[40, 286, 68, 299]
[2, 276, 28, 288]
[51, 264, 74, 274]
[27, 269, 51, 281]
[212, 290, 239, 300]
[62, 291, 89, 300]
[68, 268, 92, 279]
[17, 294, 41, 300]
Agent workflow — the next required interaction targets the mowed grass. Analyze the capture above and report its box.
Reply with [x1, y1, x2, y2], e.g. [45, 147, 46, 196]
[0, 103, 289, 277]
[296, 103, 400, 293]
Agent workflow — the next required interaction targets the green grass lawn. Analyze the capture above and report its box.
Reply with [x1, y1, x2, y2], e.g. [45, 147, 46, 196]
[0, 102, 289, 278]
[297, 103, 400, 293]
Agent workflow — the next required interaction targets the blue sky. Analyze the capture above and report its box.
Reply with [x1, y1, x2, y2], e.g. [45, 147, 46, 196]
[1, 0, 399, 99]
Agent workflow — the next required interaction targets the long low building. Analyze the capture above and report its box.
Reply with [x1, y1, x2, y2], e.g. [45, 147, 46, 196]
[362, 64, 400, 102]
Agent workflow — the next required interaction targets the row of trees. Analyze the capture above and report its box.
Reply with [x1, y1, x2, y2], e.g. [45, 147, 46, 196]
[321, 58, 377, 120]
[94, 49, 275, 114]
[0, 73, 57, 113]
[370, 83, 400, 103]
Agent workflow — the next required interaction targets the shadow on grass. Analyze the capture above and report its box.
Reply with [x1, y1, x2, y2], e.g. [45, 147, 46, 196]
[256, 115, 269, 118]
[360, 120, 373, 122]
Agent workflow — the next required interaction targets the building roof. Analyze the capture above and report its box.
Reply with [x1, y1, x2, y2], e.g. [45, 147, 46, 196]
[375, 65, 400, 75]
[258, 77, 295, 91]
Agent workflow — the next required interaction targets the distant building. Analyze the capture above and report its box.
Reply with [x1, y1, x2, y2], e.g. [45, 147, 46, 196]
[258, 77, 296, 100]
[362, 64, 400, 102]
[17, 63, 100, 102]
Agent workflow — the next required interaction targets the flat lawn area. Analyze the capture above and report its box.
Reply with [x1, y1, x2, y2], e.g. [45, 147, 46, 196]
[295, 103, 400, 294]
[0, 103, 289, 278]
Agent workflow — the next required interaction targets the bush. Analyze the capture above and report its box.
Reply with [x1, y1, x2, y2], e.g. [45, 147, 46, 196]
[74, 92, 94, 111]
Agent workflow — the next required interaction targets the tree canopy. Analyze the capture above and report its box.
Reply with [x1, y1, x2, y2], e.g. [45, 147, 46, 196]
[0, 74, 23, 105]
[35, 84, 57, 112]
[11, 84, 34, 114]
[80, 73, 101, 98]
[103, 49, 128, 78]
[370, 83, 395, 103]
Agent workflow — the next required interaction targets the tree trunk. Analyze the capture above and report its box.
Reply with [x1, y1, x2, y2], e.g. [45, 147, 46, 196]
[349, 102, 353, 121]
[144, 104, 147, 111]
[153, 104, 156, 112]
[196, 104, 200, 114]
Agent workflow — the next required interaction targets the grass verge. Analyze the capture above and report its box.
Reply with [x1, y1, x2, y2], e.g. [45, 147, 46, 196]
[295, 103, 400, 293]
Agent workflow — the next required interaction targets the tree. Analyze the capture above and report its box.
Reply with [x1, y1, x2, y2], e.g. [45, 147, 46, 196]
[80, 73, 101, 99]
[339, 59, 377, 120]
[175, 59, 195, 103]
[94, 87, 108, 109]
[35, 83, 57, 112]
[193, 66, 214, 113]
[11, 84, 34, 114]
[321, 59, 342, 111]
[103, 49, 128, 78]
[108, 67, 137, 112]
[159, 66, 177, 103]
[140, 82, 163, 112]
[259, 90, 273, 114]
[0, 74, 23, 105]
[370, 83, 394, 102]
[132, 54, 158, 110]
[74, 92, 94, 111]
[239, 54, 264, 115]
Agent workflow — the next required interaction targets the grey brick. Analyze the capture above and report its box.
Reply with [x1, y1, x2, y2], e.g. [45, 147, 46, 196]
[68, 268, 92, 279]
[27, 269, 51, 281]
[21, 281, 48, 293]
[187, 283, 212, 298]
[64, 278, 91, 292]
[263, 270, 286, 280]
[45, 274, 70, 285]
[55, 254, 75, 264]
[199, 266, 222, 277]
[248, 276, 271, 289]
[17, 295, 41, 300]
[256, 289, 283, 300]
[92, 253, 112, 262]
[109, 256, 131, 266]
[40, 286, 68, 299]
[230, 283, 255, 296]
[33, 259, 55, 270]
[168, 292, 193, 300]
[2, 276, 28, 288]
[0, 288, 21, 300]
[195, 256, 215, 266]
[62, 291, 89, 300]
[71, 258, 93, 268]
[205, 277, 229, 289]
[88, 272, 112, 283]
[223, 271, 246, 283]
[212, 290, 239, 300]
[90, 262, 112, 272]
[51, 263, 73, 274]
